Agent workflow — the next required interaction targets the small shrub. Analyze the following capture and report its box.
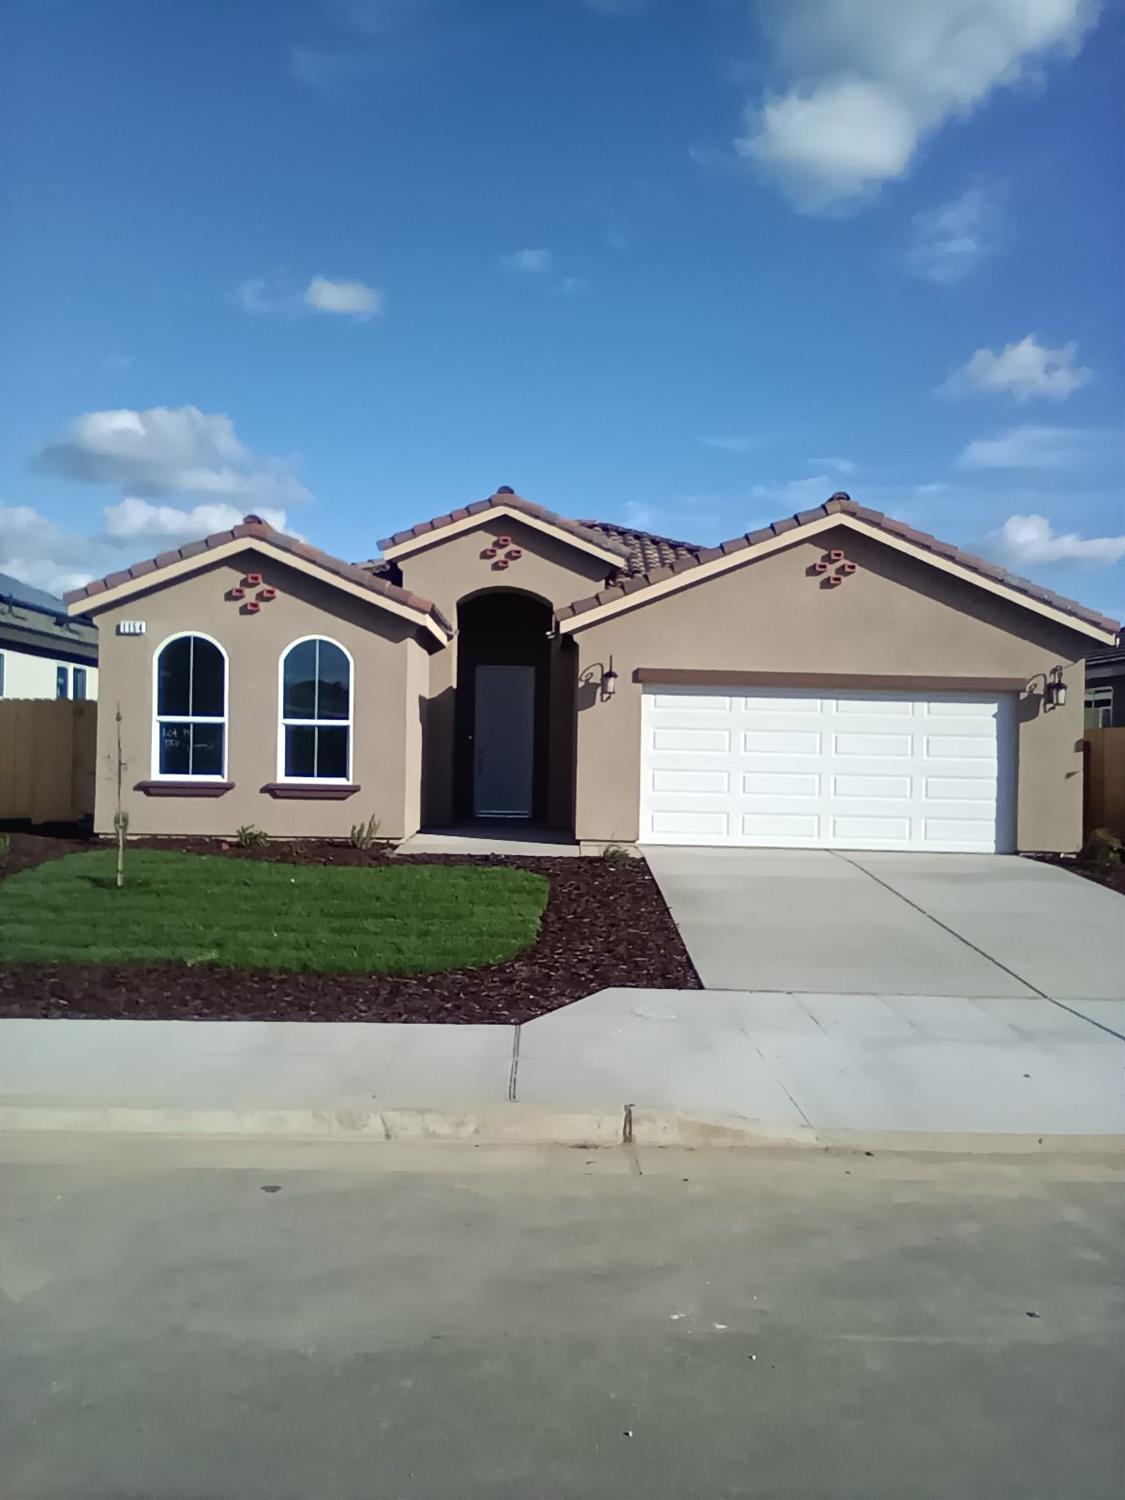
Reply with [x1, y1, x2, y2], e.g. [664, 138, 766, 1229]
[601, 843, 634, 863]
[1080, 827, 1123, 865]
[234, 824, 270, 850]
[349, 813, 382, 851]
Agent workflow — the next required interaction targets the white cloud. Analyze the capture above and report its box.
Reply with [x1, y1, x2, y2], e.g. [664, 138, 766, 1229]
[552, 275, 589, 297]
[0, 495, 298, 601]
[36, 406, 311, 508]
[0, 504, 100, 597]
[994, 513, 1125, 566]
[501, 248, 553, 274]
[750, 474, 837, 506]
[237, 276, 300, 316]
[957, 424, 1096, 469]
[622, 500, 658, 530]
[737, 1, 1098, 210]
[909, 187, 998, 283]
[701, 434, 758, 453]
[944, 334, 1091, 401]
[809, 456, 856, 474]
[103, 498, 290, 541]
[304, 275, 382, 319]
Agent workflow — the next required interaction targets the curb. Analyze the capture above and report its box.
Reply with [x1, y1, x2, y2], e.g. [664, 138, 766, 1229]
[1, 1103, 1121, 1155]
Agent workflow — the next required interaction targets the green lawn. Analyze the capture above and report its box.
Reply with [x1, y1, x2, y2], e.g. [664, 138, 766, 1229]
[0, 850, 549, 974]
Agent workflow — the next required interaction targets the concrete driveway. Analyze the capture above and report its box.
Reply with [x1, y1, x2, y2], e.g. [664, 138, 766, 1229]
[643, 848, 1125, 1001]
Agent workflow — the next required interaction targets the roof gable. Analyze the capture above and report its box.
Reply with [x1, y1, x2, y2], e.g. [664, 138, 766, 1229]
[64, 517, 453, 644]
[379, 488, 630, 568]
[556, 494, 1120, 645]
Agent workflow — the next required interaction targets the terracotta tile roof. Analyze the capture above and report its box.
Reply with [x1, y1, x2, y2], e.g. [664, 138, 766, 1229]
[377, 487, 631, 560]
[576, 519, 702, 577]
[63, 516, 454, 637]
[556, 493, 1121, 635]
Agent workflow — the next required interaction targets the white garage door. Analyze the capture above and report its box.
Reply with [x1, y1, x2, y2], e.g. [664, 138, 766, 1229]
[640, 686, 1014, 852]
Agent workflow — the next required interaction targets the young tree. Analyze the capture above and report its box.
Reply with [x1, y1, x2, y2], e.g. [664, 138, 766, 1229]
[112, 704, 129, 889]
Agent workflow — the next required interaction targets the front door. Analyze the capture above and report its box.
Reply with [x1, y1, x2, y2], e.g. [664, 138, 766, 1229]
[474, 665, 535, 816]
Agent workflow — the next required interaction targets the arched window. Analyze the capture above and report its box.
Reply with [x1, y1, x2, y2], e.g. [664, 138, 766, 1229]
[279, 638, 352, 781]
[153, 634, 227, 778]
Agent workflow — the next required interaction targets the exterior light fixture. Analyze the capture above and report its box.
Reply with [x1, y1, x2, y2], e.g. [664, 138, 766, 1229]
[602, 664, 618, 698]
[1045, 667, 1068, 709]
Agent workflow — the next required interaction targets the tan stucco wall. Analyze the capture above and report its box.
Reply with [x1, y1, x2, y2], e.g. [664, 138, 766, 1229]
[398, 517, 610, 827]
[571, 528, 1091, 853]
[396, 516, 612, 617]
[90, 549, 429, 840]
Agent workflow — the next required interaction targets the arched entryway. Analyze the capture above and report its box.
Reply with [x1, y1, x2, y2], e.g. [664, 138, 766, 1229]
[453, 590, 553, 821]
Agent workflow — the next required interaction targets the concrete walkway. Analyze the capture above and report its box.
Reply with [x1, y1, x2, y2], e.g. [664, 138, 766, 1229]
[643, 848, 1125, 999]
[3, 990, 1122, 1147]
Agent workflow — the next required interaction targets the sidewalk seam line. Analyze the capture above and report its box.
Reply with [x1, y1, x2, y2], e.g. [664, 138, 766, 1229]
[508, 1026, 520, 1102]
[747, 1039, 815, 1129]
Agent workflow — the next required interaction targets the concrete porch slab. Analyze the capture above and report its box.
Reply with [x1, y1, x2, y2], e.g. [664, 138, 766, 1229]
[396, 825, 579, 857]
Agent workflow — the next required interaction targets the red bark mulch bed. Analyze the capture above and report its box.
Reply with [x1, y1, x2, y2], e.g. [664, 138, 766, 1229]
[0, 832, 700, 1024]
[1029, 852, 1125, 898]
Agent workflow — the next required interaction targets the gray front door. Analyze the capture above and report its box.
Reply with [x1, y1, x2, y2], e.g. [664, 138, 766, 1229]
[474, 665, 535, 817]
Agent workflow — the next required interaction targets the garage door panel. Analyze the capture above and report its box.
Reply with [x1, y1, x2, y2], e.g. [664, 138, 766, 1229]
[650, 768, 731, 794]
[650, 809, 730, 837]
[832, 697, 916, 716]
[651, 727, 731, 752]
[923, 818, 997, 847]
[741, 812, 821, 838]
[743, 730, 822, 755]
[924, 776, 996, 801]
[924, 734, 996, 759]
[831, 814, 913, 842]
[640, 686, 1013, 852]
[648, 692, 734, 712]
[742, 771, 820, 796]
[833, 732, 913, 758]
[924, 698, 997, 717]
[832, 773, 911, 799]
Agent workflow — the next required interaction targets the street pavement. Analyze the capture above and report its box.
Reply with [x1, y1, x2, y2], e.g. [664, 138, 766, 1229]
[1, 1134, 1122, 1500]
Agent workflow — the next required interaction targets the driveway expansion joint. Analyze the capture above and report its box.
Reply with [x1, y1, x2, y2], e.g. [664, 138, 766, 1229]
[830, 850, 1046, 1000]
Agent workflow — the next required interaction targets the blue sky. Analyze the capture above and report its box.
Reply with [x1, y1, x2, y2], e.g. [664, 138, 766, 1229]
[1, 0, 1123, 623]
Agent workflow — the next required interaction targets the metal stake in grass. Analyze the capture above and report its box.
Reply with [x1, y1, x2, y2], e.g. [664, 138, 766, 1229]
[112, 704, 129, 890]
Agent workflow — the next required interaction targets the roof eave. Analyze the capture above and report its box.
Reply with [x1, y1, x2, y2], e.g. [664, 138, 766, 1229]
[556, 511, 1120, 646]
[66, 535, 452, 645]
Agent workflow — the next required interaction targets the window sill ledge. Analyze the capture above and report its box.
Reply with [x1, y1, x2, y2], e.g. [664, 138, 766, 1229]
[261, 782, 361, 800]
[135, 780, 234, 798]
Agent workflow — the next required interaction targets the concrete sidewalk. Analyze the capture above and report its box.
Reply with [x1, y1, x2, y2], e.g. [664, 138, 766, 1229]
[2, 989, 1122, 1149]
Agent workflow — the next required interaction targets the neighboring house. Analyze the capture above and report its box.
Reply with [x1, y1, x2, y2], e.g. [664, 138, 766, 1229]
[65, 488, 1119, 854]
[0, 572, 98, 701]
[1084, 636, 1125, 728]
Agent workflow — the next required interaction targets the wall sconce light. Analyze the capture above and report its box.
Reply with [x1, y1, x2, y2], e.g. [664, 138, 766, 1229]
[601, 663, 618, 699]
[1045, 666, 1068, 709]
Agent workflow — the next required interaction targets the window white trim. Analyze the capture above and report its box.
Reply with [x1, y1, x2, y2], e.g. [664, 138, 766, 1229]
[276, 635, 354, 784]
[150, 631, 229, 780]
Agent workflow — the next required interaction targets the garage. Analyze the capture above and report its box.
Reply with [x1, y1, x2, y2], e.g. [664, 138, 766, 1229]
[639, 685, 1015, 852]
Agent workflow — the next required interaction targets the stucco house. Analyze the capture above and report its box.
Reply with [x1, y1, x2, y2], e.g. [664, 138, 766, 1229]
[65, 488, 1119, 854]
[1, 572, 98, 701]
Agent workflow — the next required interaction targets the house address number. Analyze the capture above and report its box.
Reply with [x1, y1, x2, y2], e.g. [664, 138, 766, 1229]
[117, 620, 146, 635]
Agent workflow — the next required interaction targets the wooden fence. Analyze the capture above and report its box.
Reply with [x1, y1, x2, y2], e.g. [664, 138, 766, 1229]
[0, 699, 97, 824]
[1084, 727, 1125, 840]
